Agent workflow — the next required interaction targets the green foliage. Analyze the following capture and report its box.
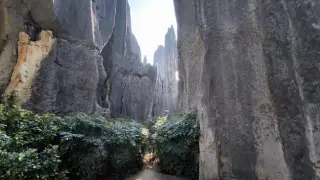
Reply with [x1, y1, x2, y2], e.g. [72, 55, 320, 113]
[107, 119, 147, 175]
[0, 104, 68, 180]
[153, 112, 200, 180]
[0, 103, 147, 180]
[59, 113, 110, 180]
[60, 114, 147, 179]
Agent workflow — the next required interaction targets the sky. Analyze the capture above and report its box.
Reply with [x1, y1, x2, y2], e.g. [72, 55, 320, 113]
[128, 0, 177, 64]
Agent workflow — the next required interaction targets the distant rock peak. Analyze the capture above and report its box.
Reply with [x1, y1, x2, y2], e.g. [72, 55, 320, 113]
[152, 26, 178, 116]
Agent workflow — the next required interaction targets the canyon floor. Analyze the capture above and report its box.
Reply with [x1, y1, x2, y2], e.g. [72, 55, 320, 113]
[106, 153, 187, 180]
[125, 169, 186, 180]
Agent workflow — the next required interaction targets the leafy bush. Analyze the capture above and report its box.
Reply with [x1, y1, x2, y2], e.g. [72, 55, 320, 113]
[153, 112, 200, 180]
[58, 114, 110, 180]
[60, 115, 147, 179]
[0, 104, 68, 180]
[106, 119, 147, 177]
[0, 103, 147, 180]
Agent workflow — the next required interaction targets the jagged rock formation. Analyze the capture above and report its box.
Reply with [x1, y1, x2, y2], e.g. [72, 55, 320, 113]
[0, 0, 156, 120]
[153, 26, 178, 117]
[174, 0, 320, 180]
[101, 0, 156, 122]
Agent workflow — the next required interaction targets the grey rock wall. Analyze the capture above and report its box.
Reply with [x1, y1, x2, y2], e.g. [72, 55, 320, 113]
[25, 0, 117, 49]
[101, 0, 156, 122]
[153, 26, 179, 117]
[24, 39, 101, 114]
[174, 0, 320, 180]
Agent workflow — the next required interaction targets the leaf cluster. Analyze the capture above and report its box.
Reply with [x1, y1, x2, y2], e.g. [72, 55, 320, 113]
[0, 104, 68, 180]
[0, 105, 147, 180]
[153, 112, 200, 180]
[60, 114, 147, 179]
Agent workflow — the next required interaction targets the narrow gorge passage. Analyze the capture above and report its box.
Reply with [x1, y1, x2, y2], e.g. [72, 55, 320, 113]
[0, 0, 183, 179]
[1, 0, 320, 180]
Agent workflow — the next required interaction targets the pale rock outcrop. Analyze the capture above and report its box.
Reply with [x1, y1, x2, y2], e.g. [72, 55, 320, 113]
[5, 31, 54, 105]
[0, 0, 106, 114]
[174, 0, 320, 180]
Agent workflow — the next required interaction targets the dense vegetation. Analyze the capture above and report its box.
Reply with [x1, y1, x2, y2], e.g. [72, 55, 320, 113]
[0, 103, 147, 180]
[0, 95, 200, 180]
[152, 112, 200, 180]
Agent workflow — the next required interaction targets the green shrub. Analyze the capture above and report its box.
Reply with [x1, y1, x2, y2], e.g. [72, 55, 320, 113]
[153, 112, 200, 180]
[0, 103, 147, 180]
[59, 114, 147, 179]
[58, 114, 110, 180]
[0, 104, 68, 180]
[106, 119, 147, 177]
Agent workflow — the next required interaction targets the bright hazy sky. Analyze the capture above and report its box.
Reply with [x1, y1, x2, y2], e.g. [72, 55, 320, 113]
[128, 0, 177, 64]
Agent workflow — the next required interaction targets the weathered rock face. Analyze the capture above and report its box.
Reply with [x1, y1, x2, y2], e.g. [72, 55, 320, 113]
[0, 0, 156, 120]
[0, 0, 118, 98]
[0, 0, 110, 114]
[101, 0, 156, 122]
[174, 0, 320, 180]
[24, 38, 102, 114]
[153, 26, 179, 116]
[5, 31, 55, 106]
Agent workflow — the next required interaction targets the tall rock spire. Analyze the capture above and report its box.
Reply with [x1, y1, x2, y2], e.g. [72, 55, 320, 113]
[152, 25, 178, 116]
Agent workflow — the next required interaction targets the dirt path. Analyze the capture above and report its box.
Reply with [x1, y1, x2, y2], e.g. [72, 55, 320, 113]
[106, 153, 187, 180]
[124, 169, 186, 180]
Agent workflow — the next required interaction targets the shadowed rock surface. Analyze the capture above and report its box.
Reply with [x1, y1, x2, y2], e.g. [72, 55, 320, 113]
[174, 0, 320, 180]
[153, 26, 179, 117]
